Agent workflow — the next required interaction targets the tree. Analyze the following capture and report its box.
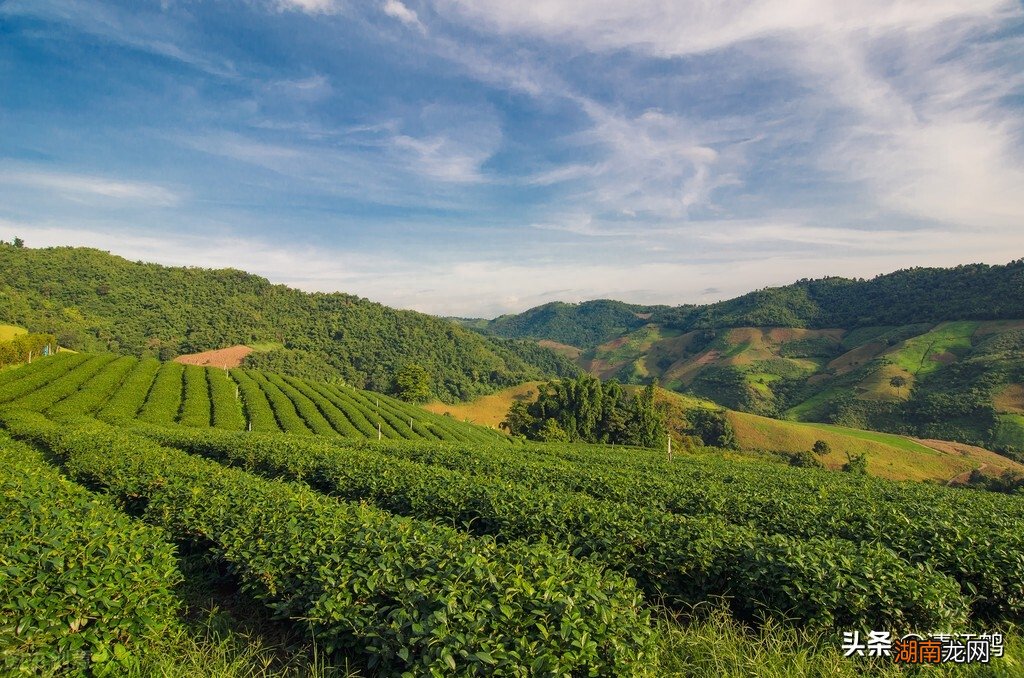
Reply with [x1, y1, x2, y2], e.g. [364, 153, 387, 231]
[536, 418, 568, 442]
[842, 452, 868, 475]
[12, 236, 24, 248]
[812, 439, 832, 456]
[889, 375, 908, 397]
[500, 400, 534, 437]
[393, 363, 432, 402]
[686, 407, 737, 449]
[790, 450, 824, 468]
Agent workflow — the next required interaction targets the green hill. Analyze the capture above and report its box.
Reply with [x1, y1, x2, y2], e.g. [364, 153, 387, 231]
[0, 244, 577, 402]
[468, 261, 1024, 456]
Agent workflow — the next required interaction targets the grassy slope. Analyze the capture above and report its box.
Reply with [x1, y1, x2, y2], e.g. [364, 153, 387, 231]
[727, 411, 1024, 482]
[422, 381, 1024, 483]
[0, 323, 27, 341]
[423, 381, 545, 428]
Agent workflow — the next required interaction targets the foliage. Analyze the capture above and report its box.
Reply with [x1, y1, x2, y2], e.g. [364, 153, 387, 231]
[685, 407, 737, 449]
[506, 375, 666, 447]
[841, 452, 869, 475]
[0, 332, 56, 368]
[2, 412, 655, 676]
[473, 299, 665, 348]
[0, 245, 577, 402]
[789, 450, 824, 468]
[0, 432, 180, 674]
[812, 439, 831, 456]
[392, 363, 432, 402]
[129, 423, 970, 631]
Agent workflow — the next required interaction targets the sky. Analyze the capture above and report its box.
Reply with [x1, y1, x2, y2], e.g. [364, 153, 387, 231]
[1, 1, 1023, 318]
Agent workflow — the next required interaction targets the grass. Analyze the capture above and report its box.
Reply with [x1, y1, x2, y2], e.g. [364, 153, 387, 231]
[0, 323, 27, 341]
[651, 606, 1023, 677]
[422, 381, 544, 428]
[727, 411, 987, 482]
[886, 321, 978, 378]
[247, 342, 285, 353]
[994, 414, 1024, 451]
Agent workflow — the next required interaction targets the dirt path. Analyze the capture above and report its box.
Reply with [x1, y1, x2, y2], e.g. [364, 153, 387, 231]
[947, 463, 985, 486]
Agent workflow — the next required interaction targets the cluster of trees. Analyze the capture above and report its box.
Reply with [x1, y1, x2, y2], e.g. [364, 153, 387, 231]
[0, 244, 578, 402]
[0, 333, 56, 368]
[501, 375, 666, 447]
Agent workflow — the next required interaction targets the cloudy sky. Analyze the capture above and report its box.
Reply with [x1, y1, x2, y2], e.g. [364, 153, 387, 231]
[2, 1, 1023, 317]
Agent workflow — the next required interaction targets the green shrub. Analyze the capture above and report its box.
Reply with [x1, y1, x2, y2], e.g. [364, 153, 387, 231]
[3, 412, 654, 676]
[0, 432, 180, 674]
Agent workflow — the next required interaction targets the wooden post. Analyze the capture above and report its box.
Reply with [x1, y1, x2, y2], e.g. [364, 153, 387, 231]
[667, 433, 672, 462]
[248, 420, 252, 432]
[27, 350, 32, 364]
[378, 422, 382, 441]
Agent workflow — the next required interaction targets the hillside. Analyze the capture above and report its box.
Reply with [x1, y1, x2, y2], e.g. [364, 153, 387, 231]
[0, 244, 578, 402]
[0, 351, 506, 445]
[470, 261, 1024, 342]
[426, 381, 1024, 484]
[466, 261, 1024, 455]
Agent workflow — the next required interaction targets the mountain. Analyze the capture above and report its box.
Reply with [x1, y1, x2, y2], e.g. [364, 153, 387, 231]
[0, 244, 578, 402]
[468, 261, 1024, 457]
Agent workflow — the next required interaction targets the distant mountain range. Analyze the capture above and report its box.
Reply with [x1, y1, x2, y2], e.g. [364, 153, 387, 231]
[459, 261, 1024, 457]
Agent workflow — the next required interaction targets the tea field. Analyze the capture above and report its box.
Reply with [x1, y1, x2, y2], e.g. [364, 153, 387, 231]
[1, 353, 1022, 675]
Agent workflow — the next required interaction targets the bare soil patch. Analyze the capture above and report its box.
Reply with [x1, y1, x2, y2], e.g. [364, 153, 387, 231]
[994, 383, 1024, 414]
[175, 345, 252, 369]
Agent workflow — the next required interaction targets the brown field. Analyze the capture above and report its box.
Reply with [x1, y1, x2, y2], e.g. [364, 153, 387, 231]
[913, 437, 1024, 477]
[994, 383, 1024, 414]
[663, 348, 721, 385]
[175, 345, 252, 369]
[974, 319, 1024, 336]
[828, 341, 885, 375]
[422, 381, 544, 429]
[537, 339, 582, 361]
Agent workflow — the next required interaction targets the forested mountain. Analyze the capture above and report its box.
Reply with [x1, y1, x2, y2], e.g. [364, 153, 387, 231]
[457, 299, 676, 349]
[464, 260, 1024, 456]
[471, 261, 1024, 349]
[0, 244, 577, 401]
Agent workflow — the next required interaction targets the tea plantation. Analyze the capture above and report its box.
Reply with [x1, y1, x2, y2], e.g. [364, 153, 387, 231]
[1, 353, 1022, 675]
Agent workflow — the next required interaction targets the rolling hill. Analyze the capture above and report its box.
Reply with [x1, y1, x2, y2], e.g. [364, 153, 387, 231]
[0, 243, 578, 402]
[465, 261, 1024, 457]
[421, 381, 1024, 484]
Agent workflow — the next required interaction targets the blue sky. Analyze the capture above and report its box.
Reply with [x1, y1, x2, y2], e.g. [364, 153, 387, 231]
[1, 0, 1023, 317]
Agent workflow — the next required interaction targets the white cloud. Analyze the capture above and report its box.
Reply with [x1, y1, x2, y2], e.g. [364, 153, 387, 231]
[5, 218, 1021, 318]
[434, 1, 1014, 57]
[274, 0, 341, 14]
[0, 169, 180, 206]
[382, 0, 425, 31]
[432, 0, 1024, 233]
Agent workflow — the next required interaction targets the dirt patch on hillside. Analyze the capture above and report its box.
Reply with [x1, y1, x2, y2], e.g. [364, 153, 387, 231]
[175, 345, 252, 369]
[828, 342, 885, 375]
[929, 351, 957, 366]
[974, 320, 1024, 336]
[664, 349, 721, 385]
[766, 327, 844, 343]
[602, 335, 631, 351]
[994, 383, 1024, 414]
[537, 340, 582, 361]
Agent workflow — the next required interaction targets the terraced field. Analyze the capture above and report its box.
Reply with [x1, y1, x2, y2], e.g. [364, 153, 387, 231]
[0, 353, 505, 445]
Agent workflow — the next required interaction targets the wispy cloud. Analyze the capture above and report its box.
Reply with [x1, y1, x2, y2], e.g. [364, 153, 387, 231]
[382, 0, 426, 31]
[0, 168, 180, 206]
